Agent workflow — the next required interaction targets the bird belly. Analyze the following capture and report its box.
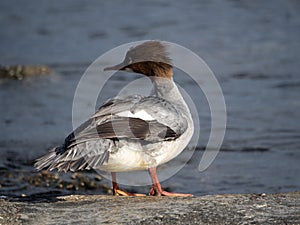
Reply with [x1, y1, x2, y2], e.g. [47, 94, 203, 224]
[99, 149, 148, 172]
[98, 140, 152, 172]
[151, 126, 194, 166]
[98, 126, 193, 172]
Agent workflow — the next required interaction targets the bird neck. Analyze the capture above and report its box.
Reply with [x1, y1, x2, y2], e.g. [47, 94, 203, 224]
[150, 76, 193, 127]
[150, 77, 186, 106]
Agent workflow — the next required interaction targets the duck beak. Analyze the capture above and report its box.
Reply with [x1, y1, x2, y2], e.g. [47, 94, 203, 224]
[104, 62, 127, 71]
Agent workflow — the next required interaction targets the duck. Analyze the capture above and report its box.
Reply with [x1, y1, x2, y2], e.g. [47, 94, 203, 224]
[35, 41, 194, 196]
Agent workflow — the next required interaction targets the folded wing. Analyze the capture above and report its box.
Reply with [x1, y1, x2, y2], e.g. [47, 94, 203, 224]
[35, 95, 188, 172]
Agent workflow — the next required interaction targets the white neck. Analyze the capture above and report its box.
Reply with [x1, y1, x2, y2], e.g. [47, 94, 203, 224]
[150, 77, 191, 117]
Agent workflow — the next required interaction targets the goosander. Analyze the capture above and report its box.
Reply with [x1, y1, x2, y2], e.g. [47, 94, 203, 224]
[35, 41, 194, 196]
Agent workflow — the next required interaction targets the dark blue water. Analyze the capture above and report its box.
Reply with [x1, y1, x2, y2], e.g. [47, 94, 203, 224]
[0, 0, 299, 198]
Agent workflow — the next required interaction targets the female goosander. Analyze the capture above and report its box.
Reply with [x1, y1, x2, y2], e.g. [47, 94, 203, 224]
[35, 41, 194, 196]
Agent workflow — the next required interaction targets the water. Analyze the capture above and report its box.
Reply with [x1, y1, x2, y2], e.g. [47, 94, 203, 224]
[0, 0, 299, 199]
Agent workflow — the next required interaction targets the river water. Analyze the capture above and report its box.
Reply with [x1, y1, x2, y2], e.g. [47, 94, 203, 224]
[0, 0, 299, 199]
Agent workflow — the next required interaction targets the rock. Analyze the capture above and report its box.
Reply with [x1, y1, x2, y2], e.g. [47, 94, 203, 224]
[0, 65, 51, 80]
[0, 200, 21, 225]
[0, 192, 299, 224]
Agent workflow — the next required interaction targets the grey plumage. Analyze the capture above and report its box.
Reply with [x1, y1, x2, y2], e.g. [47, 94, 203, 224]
[35, 95, 187, 172]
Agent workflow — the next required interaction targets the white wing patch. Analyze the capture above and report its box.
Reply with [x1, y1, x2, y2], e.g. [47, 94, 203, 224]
[116, 110, 155, 121]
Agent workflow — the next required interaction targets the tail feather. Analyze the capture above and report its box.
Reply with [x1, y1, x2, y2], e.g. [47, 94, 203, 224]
[34, 146, 109, 172]
[34, 148, 58, 170]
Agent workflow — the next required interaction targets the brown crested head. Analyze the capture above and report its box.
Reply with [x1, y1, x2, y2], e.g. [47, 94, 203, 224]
[104, 41, 173, 79]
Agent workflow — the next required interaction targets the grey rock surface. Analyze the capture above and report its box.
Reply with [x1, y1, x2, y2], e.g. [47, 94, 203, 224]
[1, 192, 299, 224]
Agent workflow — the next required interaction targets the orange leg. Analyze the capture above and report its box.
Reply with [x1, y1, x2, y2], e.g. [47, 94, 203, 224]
[148, 167, 193, 197]
[111, 172, 145, 196]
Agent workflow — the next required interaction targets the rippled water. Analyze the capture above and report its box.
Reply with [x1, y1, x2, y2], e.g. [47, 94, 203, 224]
[0, 0, 299, 199]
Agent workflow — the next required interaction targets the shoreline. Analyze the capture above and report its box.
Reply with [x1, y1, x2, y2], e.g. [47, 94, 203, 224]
[1, 191, 299, 224]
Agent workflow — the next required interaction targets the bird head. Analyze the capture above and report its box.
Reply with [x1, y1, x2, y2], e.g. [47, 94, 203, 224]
[104, 41, 173, 79]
